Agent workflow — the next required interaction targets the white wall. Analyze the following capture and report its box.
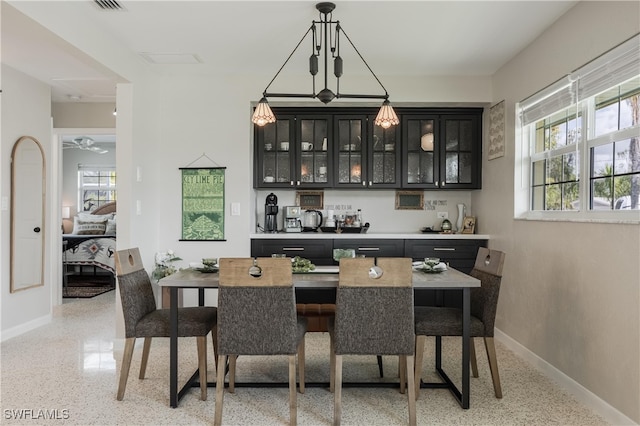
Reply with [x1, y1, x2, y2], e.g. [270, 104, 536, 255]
[476, 2, 640, 423]
[1, 65, 53, 338]
[52, 102, 116, 129]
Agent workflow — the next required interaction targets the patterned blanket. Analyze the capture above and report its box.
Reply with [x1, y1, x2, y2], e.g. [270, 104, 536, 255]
[63, 237, 116, 274]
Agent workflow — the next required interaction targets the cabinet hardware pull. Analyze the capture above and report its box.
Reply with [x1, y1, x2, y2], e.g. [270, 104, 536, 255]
[435, 181, 439, 187]
[362, 182, 366, 186]
[368, 181, 372, 186]
[290, 181, 294, 186]
[434, 247, 455, 251]
[297, 181, 301, 185]
[358, 247, 380, 251]
[282, 247, 305, 251]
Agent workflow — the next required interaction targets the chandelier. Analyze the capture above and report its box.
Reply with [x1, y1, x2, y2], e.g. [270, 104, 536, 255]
[251, 2, 399, 129]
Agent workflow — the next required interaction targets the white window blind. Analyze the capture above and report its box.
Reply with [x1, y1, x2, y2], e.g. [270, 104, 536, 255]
[519, 76, 576, 126]
[576, 34, 640, 100]
[519, 34, 640, 125]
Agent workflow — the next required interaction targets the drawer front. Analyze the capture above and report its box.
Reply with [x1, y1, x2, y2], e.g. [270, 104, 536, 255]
[251, 239, 334, 265]
[404, 239, 487, 260]
[333, 239, 405, 258]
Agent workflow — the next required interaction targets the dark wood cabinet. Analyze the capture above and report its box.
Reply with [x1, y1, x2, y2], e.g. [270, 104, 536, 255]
[251, 237, 487, 273]
[254, 107, 482, 189]
[333, 239, 404, 259]
[251, 236, 488, 307]
[404, 239, 487, 274]
[333, 114, 401, 188]
[402, 111, 482, 190]
[250, 238, 334, 265]
[254, 114, 332, 188]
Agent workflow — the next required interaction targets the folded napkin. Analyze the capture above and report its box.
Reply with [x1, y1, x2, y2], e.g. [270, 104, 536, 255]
[432, 262, 447, 271]
[413, 262, 448, 271]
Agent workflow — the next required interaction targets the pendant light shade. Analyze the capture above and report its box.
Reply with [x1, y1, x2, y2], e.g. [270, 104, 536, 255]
[252, 98, 276, 126]
[374, 100, 400, 129]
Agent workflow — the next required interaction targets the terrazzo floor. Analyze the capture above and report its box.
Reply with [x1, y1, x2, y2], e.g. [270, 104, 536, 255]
[0, 291, 608, 425]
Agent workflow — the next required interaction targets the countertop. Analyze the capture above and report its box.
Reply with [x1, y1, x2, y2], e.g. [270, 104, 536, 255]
[250, 232, 489, 240]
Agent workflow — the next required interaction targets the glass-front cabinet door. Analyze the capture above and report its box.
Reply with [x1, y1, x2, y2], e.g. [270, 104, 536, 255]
[334, 115, 366, 188]
[402, 113, 481, 189]
[403, 115, 439, 188]
[440, 114, 480, 189]
[368, 114, 401, 188]
[255, 115, 294, 188]
[334, 115, 400, 188]
[255, 114, 331, 188]
[297, 116, 331, 187]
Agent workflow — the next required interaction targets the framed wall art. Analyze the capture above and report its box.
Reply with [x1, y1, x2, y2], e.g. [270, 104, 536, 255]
[296, 190, 324, 210]
[461, 216, 476, 234]
[488, 100, 505, 160]
[395, 190, 424, 210]
[180, 167, 226, 241]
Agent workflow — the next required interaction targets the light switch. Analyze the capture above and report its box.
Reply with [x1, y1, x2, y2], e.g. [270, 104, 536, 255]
[231, 202, 240, 216]
[136, 166, 142, 182]
[136, 200, 142, 215]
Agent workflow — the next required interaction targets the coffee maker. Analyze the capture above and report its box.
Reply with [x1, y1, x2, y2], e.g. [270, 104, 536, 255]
[264, 193, 278, 233]
[283, 206, 302, 233]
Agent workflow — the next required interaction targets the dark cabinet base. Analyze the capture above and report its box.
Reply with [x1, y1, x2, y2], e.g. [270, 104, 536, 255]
[252, 237, 487, 308]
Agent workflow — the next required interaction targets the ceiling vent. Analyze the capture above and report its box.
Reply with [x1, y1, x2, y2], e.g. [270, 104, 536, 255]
[93, 0, 124, 11]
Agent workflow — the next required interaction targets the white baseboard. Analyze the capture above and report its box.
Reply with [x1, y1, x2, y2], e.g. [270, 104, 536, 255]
[495, 328, 637, 426]
[0, 314, 52, 342]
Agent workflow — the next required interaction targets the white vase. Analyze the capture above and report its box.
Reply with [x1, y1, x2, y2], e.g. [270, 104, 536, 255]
[456, 204, 465, 232]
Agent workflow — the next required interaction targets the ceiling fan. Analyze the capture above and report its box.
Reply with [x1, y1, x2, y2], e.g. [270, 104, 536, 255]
[63, 136, 108, 154]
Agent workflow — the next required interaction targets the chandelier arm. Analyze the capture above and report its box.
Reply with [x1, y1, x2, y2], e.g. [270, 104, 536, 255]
[262, 25, 315, 95]
[338, 27, 390, 98]
[263, 93, 316, 99]
[336, 93, 389, 100]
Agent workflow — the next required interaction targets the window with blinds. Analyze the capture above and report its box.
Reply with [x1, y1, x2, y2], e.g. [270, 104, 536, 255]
[517, 34, 640, 217]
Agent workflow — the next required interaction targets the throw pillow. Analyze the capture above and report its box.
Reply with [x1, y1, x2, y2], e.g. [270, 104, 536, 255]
[105, 218, 116, 235]
[72, 217, 107, 235]
[77, 212, 114, 223]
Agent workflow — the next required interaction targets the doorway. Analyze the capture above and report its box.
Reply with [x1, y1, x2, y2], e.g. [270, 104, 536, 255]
[53, 128, 116, 305]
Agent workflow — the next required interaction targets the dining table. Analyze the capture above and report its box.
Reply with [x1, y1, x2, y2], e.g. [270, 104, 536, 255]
[159, 263, 480, 409]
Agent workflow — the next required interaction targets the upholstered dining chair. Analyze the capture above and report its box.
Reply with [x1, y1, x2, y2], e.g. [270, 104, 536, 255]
[414, 247, 506, 399]
[114, 248, 218, 401]
[330, 257, 416, 426]
[215, 257, 307, 426]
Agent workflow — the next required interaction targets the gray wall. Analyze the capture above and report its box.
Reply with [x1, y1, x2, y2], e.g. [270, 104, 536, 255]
[476, 1, 640, 422]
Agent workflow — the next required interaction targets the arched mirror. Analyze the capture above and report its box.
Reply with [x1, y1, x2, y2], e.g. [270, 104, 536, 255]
[11, 136, 46, 293]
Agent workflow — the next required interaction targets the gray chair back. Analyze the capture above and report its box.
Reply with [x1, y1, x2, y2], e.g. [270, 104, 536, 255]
[217, 257, 300, 355]
[469, 247, 506, 336]
[115, 248, 157, 338]
[334, 257, 415, 355]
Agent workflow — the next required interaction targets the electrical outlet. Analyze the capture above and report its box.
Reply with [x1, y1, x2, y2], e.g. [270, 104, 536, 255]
[437, 211, 448, 219]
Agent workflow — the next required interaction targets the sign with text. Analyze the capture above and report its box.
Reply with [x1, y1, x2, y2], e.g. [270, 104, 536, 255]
[180, 167, 226, 241]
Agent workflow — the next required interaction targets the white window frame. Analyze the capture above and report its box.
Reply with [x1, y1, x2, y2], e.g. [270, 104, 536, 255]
[77, 164, 117, 212]
[516, 35, 640, 224]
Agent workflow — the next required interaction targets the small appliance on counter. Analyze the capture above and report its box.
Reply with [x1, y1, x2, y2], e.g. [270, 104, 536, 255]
[283, 206, 303, 233]
[264, 193, 279, 233]
[440, 218, 453, 234]
[302, 209, 323, 232]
